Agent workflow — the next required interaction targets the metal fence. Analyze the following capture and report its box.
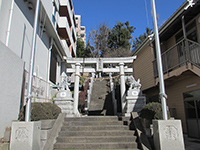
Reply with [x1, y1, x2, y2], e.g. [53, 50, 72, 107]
[153, 39, 200, 78]
[22, 70, 56, 105]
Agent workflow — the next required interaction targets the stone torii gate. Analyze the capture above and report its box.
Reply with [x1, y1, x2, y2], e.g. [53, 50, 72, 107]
[65, 56, 136, 115]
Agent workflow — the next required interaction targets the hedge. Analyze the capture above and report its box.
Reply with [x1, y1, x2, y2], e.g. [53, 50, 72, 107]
[18, 102, 61, 121]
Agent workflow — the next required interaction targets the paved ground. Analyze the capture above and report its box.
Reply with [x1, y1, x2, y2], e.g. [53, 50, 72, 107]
[184, 134, 200, 150]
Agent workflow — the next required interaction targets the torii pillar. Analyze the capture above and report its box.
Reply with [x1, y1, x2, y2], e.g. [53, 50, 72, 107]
[74, 63, 81, 115]
[119, 62, 126, 114]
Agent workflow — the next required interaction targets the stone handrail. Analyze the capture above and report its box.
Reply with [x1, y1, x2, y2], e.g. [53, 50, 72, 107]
[131, 112, 152, 150]
[43, 113, 65, 150]
[109, 73, 117, 115]
[85, 73, 95, 111]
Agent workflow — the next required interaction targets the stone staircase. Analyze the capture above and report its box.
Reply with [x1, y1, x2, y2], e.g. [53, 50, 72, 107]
[89, 80, 114, 115]
[53, 116, 139, 150]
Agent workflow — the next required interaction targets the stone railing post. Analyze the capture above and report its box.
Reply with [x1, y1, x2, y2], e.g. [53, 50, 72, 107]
[119, 63, 126, 114]
[85, 73, 95, 115]
[74, 63, 81, 115]
[109, 73, 117, 115]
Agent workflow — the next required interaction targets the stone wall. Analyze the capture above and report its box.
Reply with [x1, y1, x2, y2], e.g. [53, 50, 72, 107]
[0, 41, 24, 138]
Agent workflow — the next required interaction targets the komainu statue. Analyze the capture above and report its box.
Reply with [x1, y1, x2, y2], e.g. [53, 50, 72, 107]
[127, 75, 141, 90]
[58, 76, 71, 91]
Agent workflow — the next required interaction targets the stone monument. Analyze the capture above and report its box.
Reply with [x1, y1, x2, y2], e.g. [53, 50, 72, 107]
[53, 76, 74, 114]
[153, 120, 185, 150]
[125, 75, 146, 117]
[10, 121, 41, 150]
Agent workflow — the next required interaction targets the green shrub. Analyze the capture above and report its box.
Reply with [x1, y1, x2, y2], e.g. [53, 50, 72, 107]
[140, 102, 170, 121]
[18, 102, 61, 121]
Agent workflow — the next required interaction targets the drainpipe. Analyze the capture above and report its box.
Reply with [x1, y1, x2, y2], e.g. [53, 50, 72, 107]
[45, 38, 54, 101]
[151, 0, 168, 120]
[5, 0, 15, 46]
[25, 0, 40, 122]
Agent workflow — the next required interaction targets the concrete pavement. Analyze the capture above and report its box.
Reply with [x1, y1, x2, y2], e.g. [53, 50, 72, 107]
[184, 134, 200, 150]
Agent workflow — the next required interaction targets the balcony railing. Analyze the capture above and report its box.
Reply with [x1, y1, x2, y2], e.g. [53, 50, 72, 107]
[153, 38, 200, 78]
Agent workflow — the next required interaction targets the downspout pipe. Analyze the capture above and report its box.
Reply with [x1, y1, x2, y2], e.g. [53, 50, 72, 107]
[25, 0, 40, 122]
[6, 0, 15, 46]
[45, 38, 54, 100]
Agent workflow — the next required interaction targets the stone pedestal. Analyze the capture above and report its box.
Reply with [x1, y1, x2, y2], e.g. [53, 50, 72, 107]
[53, 90, 74, 114]
[153, 120, 185, 150]
[125, 89, 145, 117]
[10, 121, 41, 150]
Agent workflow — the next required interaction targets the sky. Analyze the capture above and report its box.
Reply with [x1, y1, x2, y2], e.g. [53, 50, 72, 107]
[73, 0, 186, 40]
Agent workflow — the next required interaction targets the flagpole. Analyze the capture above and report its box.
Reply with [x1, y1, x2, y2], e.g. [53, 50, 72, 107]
[151, 0, 168, 120]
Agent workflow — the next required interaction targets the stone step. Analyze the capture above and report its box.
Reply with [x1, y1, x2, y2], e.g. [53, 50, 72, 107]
[61, 125, 129, 131]
[58, 130, 135, 137]
[54, 115, 138, 150]
[56, 136, 136, 143]
[89, 80, 112, 114]
[54, 149, 138, 150]
[63, 120, 124, 126]
[54, 142, 138, 149]
[64, 116, 119, 121]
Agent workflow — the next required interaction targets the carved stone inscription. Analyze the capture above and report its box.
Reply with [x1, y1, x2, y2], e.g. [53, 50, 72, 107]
[15, 127, 28, 142]
[164, 125, 179, 140]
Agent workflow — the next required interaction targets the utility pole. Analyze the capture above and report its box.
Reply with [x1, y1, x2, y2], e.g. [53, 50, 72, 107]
[151, 0, 168, 120]
[25, 0, 40, 122]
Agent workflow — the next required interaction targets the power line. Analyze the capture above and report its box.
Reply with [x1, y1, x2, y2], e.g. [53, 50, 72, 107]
[144, 0, 150, 28]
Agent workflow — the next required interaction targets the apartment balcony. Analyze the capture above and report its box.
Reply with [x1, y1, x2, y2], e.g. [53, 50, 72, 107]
[61, 40, 71, 57]
[153, 39, 200, 79]
[54, 0, 60, 10]
[57, 16, 71, 40]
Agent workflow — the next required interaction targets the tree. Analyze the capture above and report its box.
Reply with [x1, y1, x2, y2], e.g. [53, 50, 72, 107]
[103, 47, 133, 58]
[132, 27, 153, 51]
[108, 21, 135, 50]
[85, 39, 95, 58]
[86, 21, 135, 58]
[87, 22, 110, 57]
[76, 38, 85, 58]
[98, 23, 110, 57]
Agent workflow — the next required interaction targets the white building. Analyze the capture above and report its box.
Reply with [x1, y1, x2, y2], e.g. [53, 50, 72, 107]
[75, 15, 86, 46]
[0, 0, 77, 138]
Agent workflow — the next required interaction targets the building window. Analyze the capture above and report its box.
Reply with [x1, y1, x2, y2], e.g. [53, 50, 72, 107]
[52, 6, 57, 26]
[50, 50, 57, 84]
[80, 34, 85, 38]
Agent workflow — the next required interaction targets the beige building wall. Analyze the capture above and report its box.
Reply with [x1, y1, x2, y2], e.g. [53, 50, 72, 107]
[166, 35, 176, 50]
[134, 43, 156, 91]
[166, 74, 200, 132]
